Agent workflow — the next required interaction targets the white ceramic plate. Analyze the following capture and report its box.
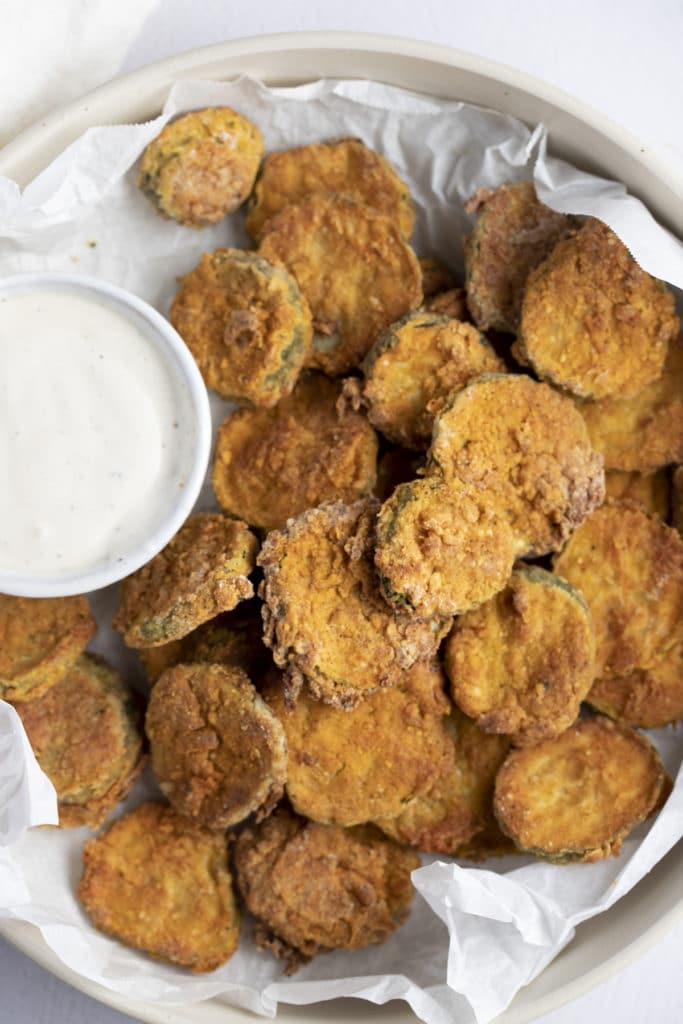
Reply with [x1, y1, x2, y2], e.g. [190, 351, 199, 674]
[1, 30, 682, 1024]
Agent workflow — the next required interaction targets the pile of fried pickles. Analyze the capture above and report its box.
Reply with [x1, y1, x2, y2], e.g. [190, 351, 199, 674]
[3, 105, 683, 976]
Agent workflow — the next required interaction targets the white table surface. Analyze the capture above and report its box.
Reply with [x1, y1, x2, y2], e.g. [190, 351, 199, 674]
[2, 1, 683, 1022]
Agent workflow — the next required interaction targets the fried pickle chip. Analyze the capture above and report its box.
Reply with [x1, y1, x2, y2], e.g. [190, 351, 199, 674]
[423, 287, 469, 321]
[258, 195, 422, 375]
[258, 499, 448, 707]
[587, 640, 683, 728]
[429, 374, 605, 555]
[577, 338, 683, 472]
[137, 107, 263, 226]
[212, 374, 378, 530]
[464, 181, 578, 333]
[146, 663, 286, 829]
[444, 566, 595, 746]
[246, 138, 415, 241]
[361, 312, 504, 450]
[604, 469, 669, 519]
[454, 820, 519, 862]
[14, 654, 144, 828]
[234, 806, 418, 970]
[419, 257, 456, 298]
[79, 802, 239, 971]
[114, 514, 258, 648]
[170, 248, 312, 406]
[374, 447, 424, 502]
[375, 708, 510, 854]
[0, 594, 95, 702]
[494, 717, 664, 862]
[262, 660, 453, 827]
[518, 218, 679, 399]
[553, 503, 683, 677]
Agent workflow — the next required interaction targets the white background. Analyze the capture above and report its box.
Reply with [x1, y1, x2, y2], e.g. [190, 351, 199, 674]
[1, 1, 683, 1022]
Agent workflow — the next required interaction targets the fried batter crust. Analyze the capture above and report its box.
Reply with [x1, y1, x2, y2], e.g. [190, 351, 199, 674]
[137, 107, 263, 226]
[234, 807, 418, 968]
[423, 288, 469, 321]
[587, 640, 683, 728]
[553, 503, 683, 677]
[518, 219, 679, 399]
[114, 514, 258, 648]
[258, 499, 448, 707]
[494, 717, 664, 862]
[212, 374, 378, 531]
[444, 566, 596, 746]
[604, 469, 669, 519]
[79, 802, 240, 971]
[258, 194, 422, 376]
[146, 663, 286, 828]
[0, 594, 95, 702]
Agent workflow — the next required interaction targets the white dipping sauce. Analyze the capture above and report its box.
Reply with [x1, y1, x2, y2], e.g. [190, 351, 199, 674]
[0, 289, 192, 578]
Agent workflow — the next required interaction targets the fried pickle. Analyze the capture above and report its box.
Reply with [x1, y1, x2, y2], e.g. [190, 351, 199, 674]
[170, 248, 312, 406]
[258, 499, 448, 707]
[494, 717, 664, 862]
[0, 594, 95, 702]
[423, 287, 469, 321]
[113, 514, 258, 648]
[444, 566, 595, 746]
[212, 373, 377, 531]
[464, 181, 578, 333]
[246, 137, 415, 241]
[518, 218, 679, 399]
[234, 806, 419, 971]
[137, 107, 263, 226]
[553, 503, 683, 677]
[79, 802, 240, 971]
[146, 663, 286, 829]
[587, 640, 683, 728]
[604, 469, 669, 518]
[258, 194, 422, 375]
[419, 257, 456, 298]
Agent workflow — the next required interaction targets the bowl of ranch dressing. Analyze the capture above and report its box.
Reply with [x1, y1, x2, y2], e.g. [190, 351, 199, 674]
[0, 272, 211, 597]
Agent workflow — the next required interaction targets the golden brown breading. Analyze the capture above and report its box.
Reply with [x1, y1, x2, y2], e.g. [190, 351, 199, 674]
[246, 138, 415, 241]
[137, 107, 263, 226]
[262, 660, 454, 826]
[577, 338, 683, 472]
[258, 195, 422, 376]
[604, 469, 669, 519]
[258, 499, 449, 708]
[0, 594, 95, 702]
[494, 717, 664, 862]
[419, 257, 456, 298]
[13, 654, 144, 829]
[212, 374, 378, 531]
[234, 807, 419, 970]
[517, 218, 679, 399]
[374, 447, 424, 503]
[454, 820, 519, 861]
[423, 287, 469, 321]
[587, 640, 683, 728]
[444, 566, 596, 746]
[146, 663, 286, 829]
[114, 514, 258, 648]
[79, 802, 240, 971]
[553, 503, 683, 677]
[170, 248, 312, 406]
[361, 312, 504, 450]
[464, 181, 578, 333]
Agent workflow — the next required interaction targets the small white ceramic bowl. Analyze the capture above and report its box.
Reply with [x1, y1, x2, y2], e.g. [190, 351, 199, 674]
[0, 272, 211, 598]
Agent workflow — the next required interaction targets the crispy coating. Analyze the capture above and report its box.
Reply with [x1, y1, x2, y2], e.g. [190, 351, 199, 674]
[429, 374, 605, 555]
[361, 312, 504, 450]
[79, 802, 239, 971]
[374, 447, 424, 502]
[604, 469, 669, 519]
[212, 374, 378, 531]
[423, 288, 469, 321]
[494, 717, 664, 862]
[587, 641, 683, 728]
[13, 654, 144, 829]
[444, 566, 596, 746]
[262, 660, 454, 826]
[517, 218, 679, 399]
[419, 258, 456, 298]
[137, 107, 263, 226]
[258, 499, 448, 707]
[464, 181, 578, 333]
[234, 807, 418, 969]
[170, 248, 312, 406]
[376, 708, 510, 854]
[258, 195, 422, 376]
[454, 820, 519, 861]
[246, 138, 415, 241]
[577, 338, 683, 472]
[673, 466, 683, 534]
[0, 594, 95, 702]
[553, 503, 683, 677]
[114, 514, 258, 648]
[146, 663, 286, 829]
